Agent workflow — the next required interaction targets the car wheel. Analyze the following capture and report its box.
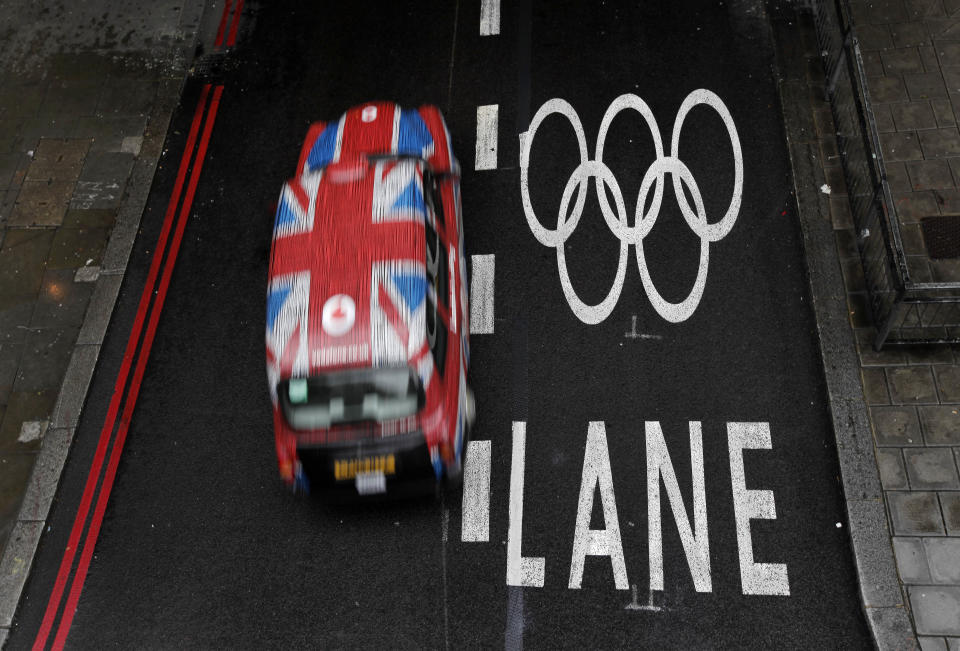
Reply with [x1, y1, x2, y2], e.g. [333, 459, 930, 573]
[464, 386, 476, 429]
[444, 388, 475, 491]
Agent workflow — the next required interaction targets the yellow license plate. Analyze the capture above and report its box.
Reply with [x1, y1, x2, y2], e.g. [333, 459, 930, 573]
[334, 454, 396, 481]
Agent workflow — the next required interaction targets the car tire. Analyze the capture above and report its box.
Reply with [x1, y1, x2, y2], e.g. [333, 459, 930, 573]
[464, 386, 477, 429]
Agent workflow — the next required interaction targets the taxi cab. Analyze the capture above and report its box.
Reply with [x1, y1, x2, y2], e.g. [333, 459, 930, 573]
[265, 102, 474, 497]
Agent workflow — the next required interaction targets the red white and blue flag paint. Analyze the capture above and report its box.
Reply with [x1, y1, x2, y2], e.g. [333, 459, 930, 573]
[265, 102, 468, 486]
[265, 158, 429, 384]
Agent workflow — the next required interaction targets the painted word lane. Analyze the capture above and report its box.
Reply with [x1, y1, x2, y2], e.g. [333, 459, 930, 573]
[462, 420, 790, 597]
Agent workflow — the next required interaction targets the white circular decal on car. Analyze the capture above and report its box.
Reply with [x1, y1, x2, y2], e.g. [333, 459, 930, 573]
[322, 294, 356, 337]
[361, 106, 378, 123]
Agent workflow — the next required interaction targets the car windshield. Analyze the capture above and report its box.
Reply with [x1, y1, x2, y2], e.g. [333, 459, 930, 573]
[278, 367, 423, 430]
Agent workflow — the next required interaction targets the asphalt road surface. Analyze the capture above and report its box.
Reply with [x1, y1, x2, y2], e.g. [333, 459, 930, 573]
[11, 0, 871, 647]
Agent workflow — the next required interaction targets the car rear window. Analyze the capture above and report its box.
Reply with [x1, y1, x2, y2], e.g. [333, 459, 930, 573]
[278, 367, 424, 430]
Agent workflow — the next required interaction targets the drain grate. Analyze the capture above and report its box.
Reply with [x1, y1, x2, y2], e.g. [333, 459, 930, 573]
[921, 216, 960, 259]
[191, 52, 235, 80]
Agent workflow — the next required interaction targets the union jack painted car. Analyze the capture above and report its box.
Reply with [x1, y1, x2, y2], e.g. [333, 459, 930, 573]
[266, 102, 474, 496]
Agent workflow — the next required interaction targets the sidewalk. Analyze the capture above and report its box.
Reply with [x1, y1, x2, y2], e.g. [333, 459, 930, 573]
[774, 0, 960, 648]
[851, 0, 960, 644]
[0, 0, 207, 638]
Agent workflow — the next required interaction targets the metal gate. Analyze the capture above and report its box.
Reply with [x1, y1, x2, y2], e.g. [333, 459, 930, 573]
[813, 0, 960, 348]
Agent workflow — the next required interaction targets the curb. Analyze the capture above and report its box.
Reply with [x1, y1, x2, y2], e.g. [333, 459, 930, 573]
[768, 5, 917, 650]
[0, 2, 209, 644]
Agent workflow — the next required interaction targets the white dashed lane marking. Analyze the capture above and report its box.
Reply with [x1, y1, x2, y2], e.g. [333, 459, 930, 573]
[461, 440, 491, 542]
[474, 105, 499, 171]
[470, 254, 495, 334]
[480, 0, 500, 35]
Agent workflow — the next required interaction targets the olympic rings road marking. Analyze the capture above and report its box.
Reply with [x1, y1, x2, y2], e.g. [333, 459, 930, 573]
[519, 90, 743, 324]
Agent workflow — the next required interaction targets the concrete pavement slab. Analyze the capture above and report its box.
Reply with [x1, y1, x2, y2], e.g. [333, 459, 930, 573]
[920, 637, 949, 651]
[38, 79, 104, 118]
[12, 327, 79, 393]
[71, 152, 135, 210]
[893, 102, 939, 130]
[10, 181, 75, 227]
[894, 536, 933, 583]
[61, 208, 122, 229]
[0, 391, 55, 453]
[72, 115, 149, 153]
[0, 296, 35, 347]
[0, 83, 44, 118]
[30, 268, 95, 329]
[922, 538, 960, 583]
[0, 343, 21, 406]
[903, 346, 956, 366]
[889, 367, 941, 404]
[45, 226, 109, 270]
[870, 406, 923, 447]
[25, 138, 89, 180]
[933, 366, 960, 401]
[904, 448, 960, 489]
[907, 159, 954, 189]
[909, 585, 960, 635]
[889, 491, 947, 535]
[879, 449, 911, 489]
[919, 128, 960, 157]
[96, 79, 160, 117]
[865, 367, 894, 404]
[918, 406, 960, 445]
[0, 230, 54, 296]
[942, 492, 960, 535]
[883, 131, 926, 161]
[1, 190, 19, 226]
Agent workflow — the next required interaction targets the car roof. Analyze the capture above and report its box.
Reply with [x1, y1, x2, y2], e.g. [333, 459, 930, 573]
[267, 155, 431, 379]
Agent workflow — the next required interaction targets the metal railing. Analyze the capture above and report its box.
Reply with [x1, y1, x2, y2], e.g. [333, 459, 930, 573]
[813, 0, 960, 347]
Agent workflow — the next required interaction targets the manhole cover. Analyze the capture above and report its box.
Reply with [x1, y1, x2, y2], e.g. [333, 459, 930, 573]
[921, 216, 960, 258]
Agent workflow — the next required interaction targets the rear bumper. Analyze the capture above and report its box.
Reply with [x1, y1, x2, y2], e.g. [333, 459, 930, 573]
[296, 430, 435, 499]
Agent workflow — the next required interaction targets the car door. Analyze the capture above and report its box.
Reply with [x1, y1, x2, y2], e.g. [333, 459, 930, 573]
[424, 167, 468, 464]
[424, 169, 452, 380]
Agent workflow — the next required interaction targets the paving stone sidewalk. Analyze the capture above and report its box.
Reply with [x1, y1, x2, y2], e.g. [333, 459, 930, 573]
[852, 0, 960, 645]
[779, 0, 960, 647]
[0, 0, 206, 622]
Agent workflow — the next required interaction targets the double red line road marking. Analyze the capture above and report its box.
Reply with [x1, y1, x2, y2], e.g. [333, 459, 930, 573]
[215, 0, 245, 49]
[32, 84, 223, 651]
